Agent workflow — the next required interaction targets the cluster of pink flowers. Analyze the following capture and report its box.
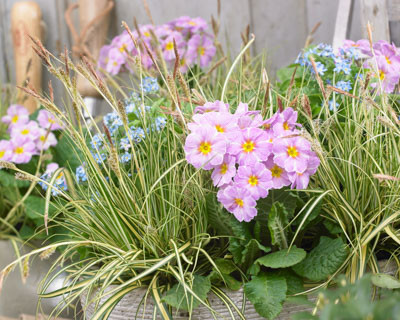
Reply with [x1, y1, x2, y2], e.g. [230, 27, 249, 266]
[343, 39, 400, 93]
[0, 105, 62, 164]
[184, 102, 320, 222]
[98, 16, 216, 75]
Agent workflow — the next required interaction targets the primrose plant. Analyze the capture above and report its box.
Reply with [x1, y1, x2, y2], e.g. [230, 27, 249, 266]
[184, 102, 320, 222]
[99, 16, 216, 75]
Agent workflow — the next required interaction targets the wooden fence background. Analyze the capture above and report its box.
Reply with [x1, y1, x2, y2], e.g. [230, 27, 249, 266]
[0, 0, 399, 109]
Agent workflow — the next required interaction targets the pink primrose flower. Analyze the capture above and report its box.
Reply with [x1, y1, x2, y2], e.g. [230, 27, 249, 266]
[0, 140, 12, 161]
[37, 109, 62, 130]
[217, 184, 257, 222]
[264, 156, 291, 189]
[9, 135, 37, 164]
[211, 154, 237, 187]
[234, 162, 273, 200]
[273, 136, 311, 173]
[228, 127, 272, 165]
[184, 126, 226, 170]
[1, 104, 29, 127]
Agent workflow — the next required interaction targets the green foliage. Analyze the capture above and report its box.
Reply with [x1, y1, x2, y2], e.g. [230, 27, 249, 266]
[244, 273, 287, 320]
[293, 275, 400, 320]
[163, 275, 211, 311]
[292, 237, 347, 281]
[256, 246, 306, 268]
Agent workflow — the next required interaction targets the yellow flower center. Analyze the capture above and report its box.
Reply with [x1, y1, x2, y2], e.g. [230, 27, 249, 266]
[143, 31, 150, 37]
[215, 124, 225, 133]
[199, 47, 205, 56]
[166, 42, 174, 51]
[180, 58, 186, 66]
[297, 172, 303, 176]
[119, 43, 127, 53]
[386, 56, 391, 64]
[287, 146, 299, 158]
[242, 140, 255, 153]
[113, 61, 118, 66]
[379, 70, 385, 80]
[248, 175, 258, 186]
[40, 135, 46, 142]
[12, 115, 19, 123]
[15, 147, 24, 154]
[21, 129, 29, 135]
[220, 163, 228, 174]
[271, 165, 283, 178]
[57, 172, 64, 180]
[234, 198, 244, 207]
[189, 21, 196, 26]
[283, 121, 290, 130]
[48, 118, 55, 124]
[198, 142, 212, 155]
[0, 150, 4, 158]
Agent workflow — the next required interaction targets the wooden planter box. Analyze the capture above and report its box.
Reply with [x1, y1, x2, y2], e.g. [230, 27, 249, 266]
[80, 259, 398, 319]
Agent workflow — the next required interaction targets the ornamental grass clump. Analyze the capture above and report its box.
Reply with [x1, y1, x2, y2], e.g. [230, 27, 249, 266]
[0, 38, 246, 318]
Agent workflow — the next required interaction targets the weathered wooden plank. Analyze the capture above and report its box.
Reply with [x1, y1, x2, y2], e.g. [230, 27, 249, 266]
[0, 1, 8, 84]
[306, 0, 339, 44]
[332, 0, 354, 49]
[2, 0, 71, 108]
[360, 0, 390, 41]
[249, 0, 308, 76]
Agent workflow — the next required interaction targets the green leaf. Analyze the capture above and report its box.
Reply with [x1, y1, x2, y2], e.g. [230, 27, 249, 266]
[256, 246, 306, 268]
[292, 237, 347, 281]
[291, 312, 318, 320]
[268, 202, 290, 249]
[0, 170, 30, 188]
[257, 189, 297, 223]
[163, 275, 211, 311]
[244, 273, 287, 320]
[371, 274, 400, 289]
[208, 271, 242, 291]
[206, 193, 234, 236]
[24, 195, 57, 223]
[214, 258, 237, 274]
[53, 132, 83, 172]
[276, 269, 304, 296]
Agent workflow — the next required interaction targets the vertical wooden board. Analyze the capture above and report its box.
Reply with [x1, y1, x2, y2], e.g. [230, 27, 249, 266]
[249, 0, 308, 76]
[306, 0, 339, 45]
[349, 0, 363, 40]
[360, 0, 390, 41]
[1, 0, 71, 107]
[0, 1, 8, 84]
[332, 0, 353, 49]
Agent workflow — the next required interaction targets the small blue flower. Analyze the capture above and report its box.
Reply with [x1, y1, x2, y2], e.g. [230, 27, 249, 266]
[328, 100, 339, 111]
[125, 92, 141, 105]
[76, 165, 87, 183]
[141, 77, 159, 94]
[334, 57, 351, 75]
[128, 127, 146, 143]
[125, 103, 135, 114]
[92, 152, 106, 164]
[313, 61, 327, 75]
[120, 152, 132, 163]
[39, 171, 68, 196]
[90, 134, 105, 150]
[120, 137, 131, 151]
[335, 80, 352, 92]
[155, 117, 167, 131]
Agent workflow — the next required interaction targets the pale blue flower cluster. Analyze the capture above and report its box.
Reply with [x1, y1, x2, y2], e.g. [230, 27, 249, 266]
[335, 80, 352, 92]
[39, 172, 68, 196]
[141, 77, 159, 93]
[76, 165, 87, 183]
